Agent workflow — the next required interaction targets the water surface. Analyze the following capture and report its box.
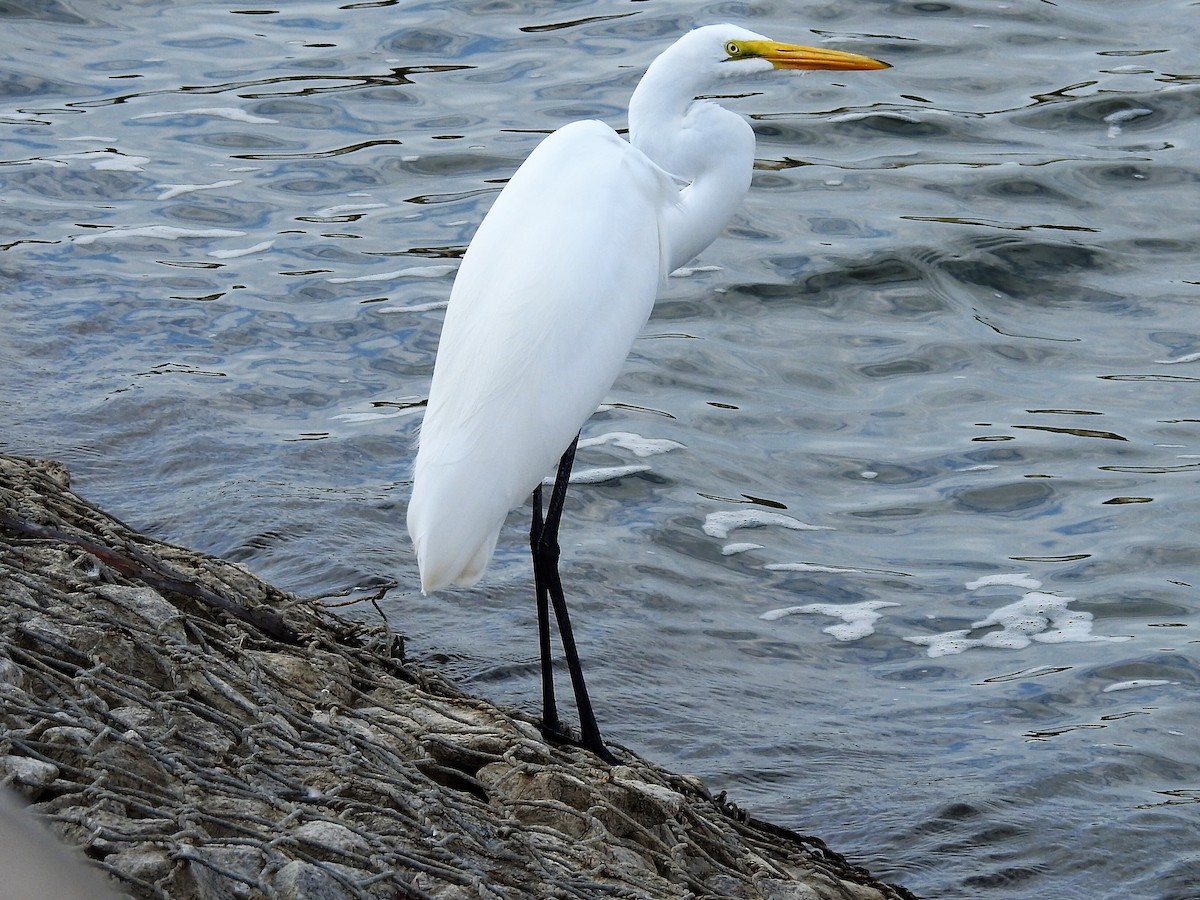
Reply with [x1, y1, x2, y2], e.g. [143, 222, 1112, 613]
[3, 1, 1198, 897]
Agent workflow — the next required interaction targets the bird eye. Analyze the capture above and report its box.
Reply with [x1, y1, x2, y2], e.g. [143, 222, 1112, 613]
[725, 41, 740, 57]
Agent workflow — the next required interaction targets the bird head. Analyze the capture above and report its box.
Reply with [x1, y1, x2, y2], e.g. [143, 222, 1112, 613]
[723, 35, 890, 71]
[685, 23, 890, 78]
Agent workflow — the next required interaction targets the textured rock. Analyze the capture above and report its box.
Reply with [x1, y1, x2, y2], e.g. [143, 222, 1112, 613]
[0, 755, 59, 796]
[0, 454, 917, 900]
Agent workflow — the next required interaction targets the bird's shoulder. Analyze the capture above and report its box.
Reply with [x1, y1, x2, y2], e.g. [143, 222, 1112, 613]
[518, 119, 680, 194]
[543, 118, 625, 151]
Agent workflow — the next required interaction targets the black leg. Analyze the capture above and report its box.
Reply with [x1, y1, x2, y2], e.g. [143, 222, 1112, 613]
[530, 433, 617, 765]
[530, 482, 565, 741]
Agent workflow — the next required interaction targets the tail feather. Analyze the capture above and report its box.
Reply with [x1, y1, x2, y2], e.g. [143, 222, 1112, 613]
[407, 456, 512, 593]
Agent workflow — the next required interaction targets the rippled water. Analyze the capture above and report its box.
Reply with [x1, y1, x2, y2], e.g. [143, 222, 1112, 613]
[3, 1, 1198, 897]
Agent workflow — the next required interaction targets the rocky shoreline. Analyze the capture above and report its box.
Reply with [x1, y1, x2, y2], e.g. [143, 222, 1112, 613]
[0, 453, 916, 899]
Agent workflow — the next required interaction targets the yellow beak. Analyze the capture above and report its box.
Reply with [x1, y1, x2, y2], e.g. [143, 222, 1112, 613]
[746, 40, 890, 71]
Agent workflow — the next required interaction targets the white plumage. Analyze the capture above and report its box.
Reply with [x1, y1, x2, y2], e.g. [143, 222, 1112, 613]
[405, 24, 887, 759]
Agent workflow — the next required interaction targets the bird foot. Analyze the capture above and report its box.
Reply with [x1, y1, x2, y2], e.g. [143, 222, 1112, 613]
[584, 738, 620, 766]
[540, 717, 573, 745]
[540, 719, 619, 766]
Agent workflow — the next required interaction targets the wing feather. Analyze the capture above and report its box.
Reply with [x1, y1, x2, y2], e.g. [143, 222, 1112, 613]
[408, 120, 678, 591]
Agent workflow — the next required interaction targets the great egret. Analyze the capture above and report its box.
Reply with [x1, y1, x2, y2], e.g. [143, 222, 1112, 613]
[408, 24, 888, 762]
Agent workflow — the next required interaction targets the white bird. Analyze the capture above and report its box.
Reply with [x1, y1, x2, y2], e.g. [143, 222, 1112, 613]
[407, 24, 888, 762]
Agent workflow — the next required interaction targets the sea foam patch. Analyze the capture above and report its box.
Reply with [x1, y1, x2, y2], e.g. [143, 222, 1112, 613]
[548, 431, 685, 485]
[761, 600, 901, 641]
[765, 562, 911, 577]
[330, 265, 458, 284]
[565, 464, 651, 484]
[1102, 680, 1174, 693]
[578, 432, 684, 457]
[905, 574, 1131, 658]
[702, 510, 831, 541]
[704, 508, 835, 566]
[722, 542, 764, 556]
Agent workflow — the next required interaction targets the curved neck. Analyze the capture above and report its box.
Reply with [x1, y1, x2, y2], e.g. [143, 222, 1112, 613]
[627, 37, 757, 271]
[631, 93, 755, 272]
[628, 48, 706, 174]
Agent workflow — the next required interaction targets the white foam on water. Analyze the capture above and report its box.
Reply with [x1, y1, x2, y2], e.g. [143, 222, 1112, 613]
[905, 580, 1131, 658]
[577, 432, 684, 457]
[965, 573, 1044, 591]
[721, 542, 764, 556]
[765, 562, 910, 577]
[761, 601, 901, 641]
[702, 510, 831, 540]
[329, 265, 457, 284]
[1102, 680, 1174, 693]
[539, 432, 681, 485]
[563, 465, 651, 484]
